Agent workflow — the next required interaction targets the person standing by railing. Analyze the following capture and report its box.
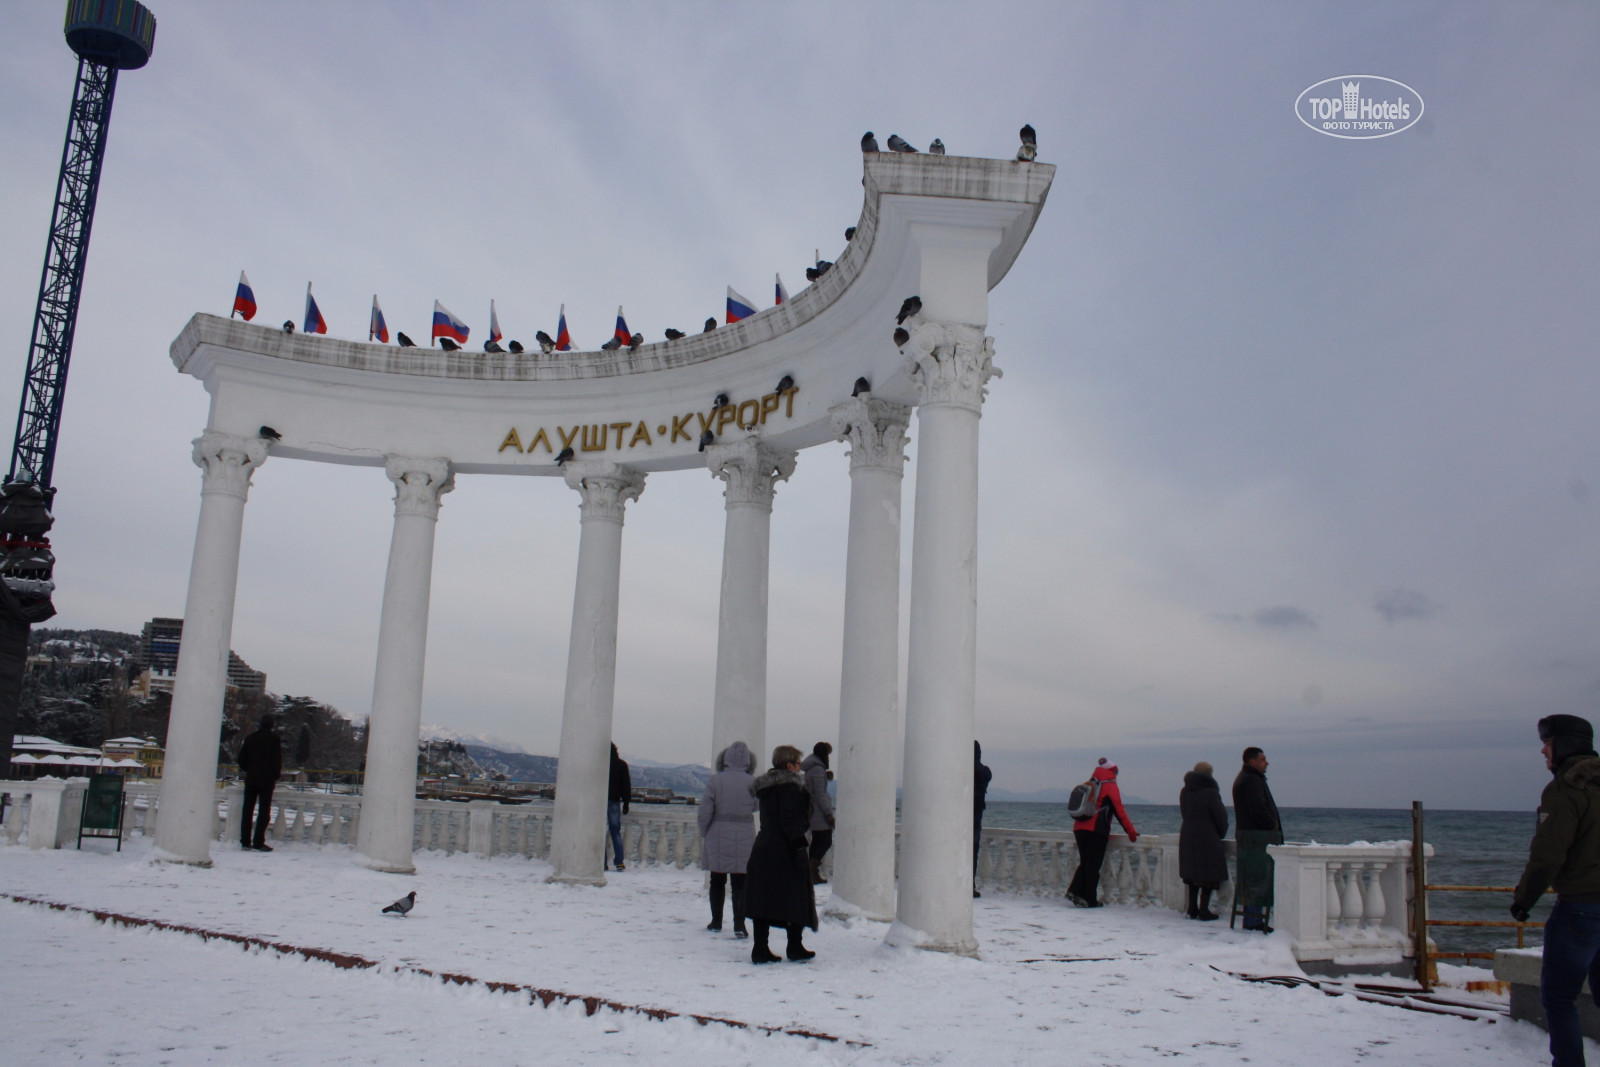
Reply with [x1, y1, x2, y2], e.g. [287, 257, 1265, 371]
[236, 713, 282, 852]
[606, 743, 631, 871]
[699, 741, 757, 937]
[974, 741, 992, 898]
[1512, 714, 1600, 1067]
[1067, 757, 1138, 908]
[1232, 746, 1281, 932]
[1179, 761, 1228, 920]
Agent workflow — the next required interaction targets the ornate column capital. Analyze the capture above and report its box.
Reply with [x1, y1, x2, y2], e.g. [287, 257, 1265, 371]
[830, 396, 911, 473]
[563, 461, 646, 524]
[705, 437, 797, 512]
[191, 431, 270, 500]
[385, 456, 454, 519]
[903, 322, 1002, 413]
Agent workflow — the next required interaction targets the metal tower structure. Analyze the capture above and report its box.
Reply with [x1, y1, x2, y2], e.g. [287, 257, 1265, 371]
[0, 2, 157, 764]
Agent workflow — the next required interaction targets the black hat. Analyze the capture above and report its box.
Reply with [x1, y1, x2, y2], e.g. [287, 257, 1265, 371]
[1539, 715, 1594, 743]
[1540, 714, 1596, 766]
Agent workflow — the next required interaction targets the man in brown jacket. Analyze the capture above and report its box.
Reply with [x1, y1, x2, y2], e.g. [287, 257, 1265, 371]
[1513, 714, 1600, 1067]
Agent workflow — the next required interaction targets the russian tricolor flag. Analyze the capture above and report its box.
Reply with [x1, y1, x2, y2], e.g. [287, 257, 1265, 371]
[432, 300, 469, 345]
[774, 273, 788, 307]
[613, 306, 631, 346]
[726, 287, 757, 324]
[303, 283, 327, 335]
[370, 295, 389, 343]
[555, 304, 574, 351]
[488, 300, 502, 344]
[232, 271, 256, 321]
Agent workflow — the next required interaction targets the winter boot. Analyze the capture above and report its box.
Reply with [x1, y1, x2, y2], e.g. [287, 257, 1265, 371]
[1197, 887, 1219, 922]
[1186, 883, 1200, 919]
[751, 922, 780, 964]
[707, 877, 725, 932]
[785, 924, 815, 962]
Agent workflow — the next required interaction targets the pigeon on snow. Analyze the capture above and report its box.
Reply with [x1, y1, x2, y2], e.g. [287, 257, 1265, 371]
[887, 134, 917, 153]
[893, 327, 911, 347]
[860, 131, 879, 153]
[397, 332, 417, 348]
[382, 891, 416, 916]
[929, 138, 945, 155]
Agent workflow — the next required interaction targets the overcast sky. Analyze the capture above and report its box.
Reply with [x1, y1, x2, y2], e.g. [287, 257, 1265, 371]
[1, 2, 1594, 810]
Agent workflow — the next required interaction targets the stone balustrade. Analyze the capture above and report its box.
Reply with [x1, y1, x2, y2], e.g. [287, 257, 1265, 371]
[975, 830, 1237, 915]
[1269, 841, 1430, 969]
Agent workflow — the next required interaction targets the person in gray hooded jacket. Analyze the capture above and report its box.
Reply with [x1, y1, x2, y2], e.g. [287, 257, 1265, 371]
[801, 742, 835, 884]
[698, 740, 757, 936]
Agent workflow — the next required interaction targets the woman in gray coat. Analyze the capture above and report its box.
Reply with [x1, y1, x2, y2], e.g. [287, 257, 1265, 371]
[1178, 761, 1230, 920]
[698, 740, 757, 936]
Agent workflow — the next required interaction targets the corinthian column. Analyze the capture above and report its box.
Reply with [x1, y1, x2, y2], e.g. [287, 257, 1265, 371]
[827, 395, 910, 922]
[705, 438, 796, 769]
[547, 461, 646, 885]
[355, 457, 454, 874]
[889, 322, 1000, 956]
[155, 430, 270, 866]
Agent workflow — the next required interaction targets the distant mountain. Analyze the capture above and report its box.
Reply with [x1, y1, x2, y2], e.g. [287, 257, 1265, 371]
[456, 741, 712, 795]
[420, 724, 529, 754]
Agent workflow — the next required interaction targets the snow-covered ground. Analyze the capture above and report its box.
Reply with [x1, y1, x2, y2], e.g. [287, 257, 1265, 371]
[0, 838, 1559, 1065]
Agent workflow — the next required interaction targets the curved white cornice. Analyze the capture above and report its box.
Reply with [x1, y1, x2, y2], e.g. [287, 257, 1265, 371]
[170, 153, 1053, 477]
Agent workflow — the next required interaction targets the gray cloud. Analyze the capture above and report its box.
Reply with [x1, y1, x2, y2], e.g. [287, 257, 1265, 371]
[1374, 588, 1438, 623]
[1252, 606, 1317, 631]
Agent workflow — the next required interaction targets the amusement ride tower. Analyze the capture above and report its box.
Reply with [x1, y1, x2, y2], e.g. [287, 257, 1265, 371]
[0, 2, 157, 762]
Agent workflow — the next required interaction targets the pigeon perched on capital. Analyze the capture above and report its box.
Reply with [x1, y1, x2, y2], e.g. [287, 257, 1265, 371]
[887, 134, 917, 153]
[698, 429, 715, 452]
[281, 321, 295, 334]
[507, 340, 524, 354]
[852, 377, 871, 397]
[664, 328, 685, 340]
[259, 426, 282, 441]
[860, 131, 879, 153]
[628, 333, 644, 351]
[382, 891, 416, 916]
[712, 392, 730, 410]
[397, 332, 417, 348]
[776, 375, 794, 394]
[929, 138, 945, 155]
[1017, 123, 1038, 161]
[437, 337, 459, 352]
[555, 447, 574, 465]
[703, 318, 717, 333]
[896, 295, 923, 324]
[535, 330, 556, 353]
[893, 327, 911, 347]
[484, 340, 504, 353]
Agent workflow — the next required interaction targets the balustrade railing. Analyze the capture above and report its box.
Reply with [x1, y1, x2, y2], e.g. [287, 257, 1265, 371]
[1268, 841, 1427, 966]
[975, 830, 1236, 915]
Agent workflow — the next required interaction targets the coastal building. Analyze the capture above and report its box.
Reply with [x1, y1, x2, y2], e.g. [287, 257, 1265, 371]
[135, 617, 265, 695]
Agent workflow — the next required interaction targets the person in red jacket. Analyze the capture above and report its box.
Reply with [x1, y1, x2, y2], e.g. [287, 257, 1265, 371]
[1067, 757, 1139, 907]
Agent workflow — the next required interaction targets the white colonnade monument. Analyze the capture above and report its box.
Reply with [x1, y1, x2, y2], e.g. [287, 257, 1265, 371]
[154, 150, 1053, 955]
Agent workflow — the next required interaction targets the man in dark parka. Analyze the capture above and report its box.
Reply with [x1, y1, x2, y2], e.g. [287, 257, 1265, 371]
[237, 713, 282, 851]
[1179, 761, 1229, 920]
[1231, 746, 1281, 931]
[743, 745, 817, 963]
[974, 741, 993, 896]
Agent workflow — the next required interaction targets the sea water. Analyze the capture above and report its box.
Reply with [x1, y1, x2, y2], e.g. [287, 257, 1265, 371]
[980, 802, 1540, 960]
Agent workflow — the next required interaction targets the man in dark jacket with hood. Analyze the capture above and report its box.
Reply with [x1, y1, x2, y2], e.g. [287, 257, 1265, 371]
[237, 713, 282, 851]
[1513, 714, 1600, 1067]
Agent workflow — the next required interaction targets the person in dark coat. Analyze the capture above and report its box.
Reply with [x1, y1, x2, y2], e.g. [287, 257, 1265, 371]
[1231, 747, 1282, 931]
[1178, 761, 1229, 920]
[607, 743, 631, 871]
[1066, 757, 1138, 907]
[743, 745, 818, 963]
[236, 713, 282, 851]
[698, 740, 757, 937]
[973, 741, 993, 897]
[801, 742, 834, 884]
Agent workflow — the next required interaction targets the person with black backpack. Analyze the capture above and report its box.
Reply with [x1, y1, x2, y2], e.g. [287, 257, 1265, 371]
[1065, 757, 1138, 907]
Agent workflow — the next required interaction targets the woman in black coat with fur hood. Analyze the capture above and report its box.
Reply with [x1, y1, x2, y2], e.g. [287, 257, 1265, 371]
[742, 745, 819, 963]
[1179, 761, 1230, 920]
